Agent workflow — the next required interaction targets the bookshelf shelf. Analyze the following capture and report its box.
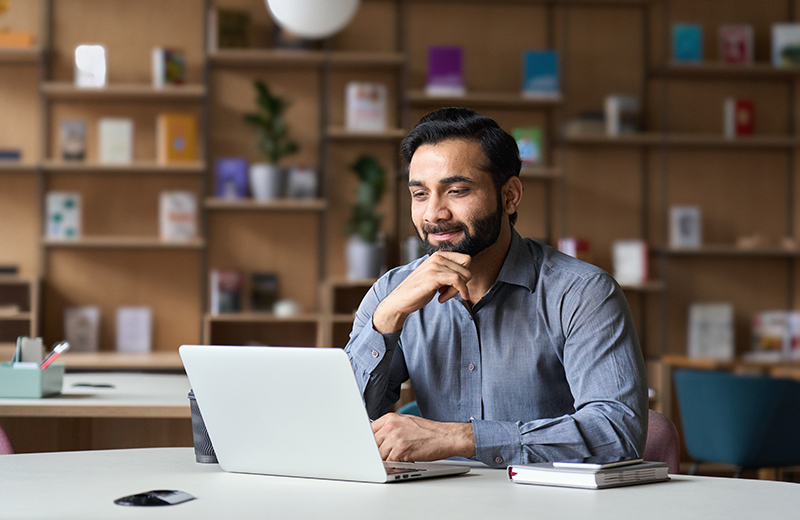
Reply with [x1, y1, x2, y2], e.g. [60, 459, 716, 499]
[661, 246, 800, 258]
[326, 127, 407, 140]
[564, 132, 664, 146]
[329, 51, 406, 69]
[620, 281, 665, 292]
[42, 236, 206, 250]
[0, 162, 38, 172]
[660, 62, 800, 80]
[209, 50, 405, 69]
[204, 312, 322, 324]
[205, 198, 327, 212]
[41, 161, 206, 174]
[0, 312, 32, 321]
[565, 132, 800, 149]
[520, 167, 562, 180]
[0, 47, 41, 64]
[407, 90, 563, 108]
[40, 82, 207, 101]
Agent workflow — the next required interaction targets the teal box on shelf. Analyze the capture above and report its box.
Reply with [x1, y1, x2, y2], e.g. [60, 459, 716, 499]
[0, 363, 65, 398]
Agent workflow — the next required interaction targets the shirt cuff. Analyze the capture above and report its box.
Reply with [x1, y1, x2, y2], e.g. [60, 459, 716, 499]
[472, 419, 523, 467]
[349, 324, 401, 374]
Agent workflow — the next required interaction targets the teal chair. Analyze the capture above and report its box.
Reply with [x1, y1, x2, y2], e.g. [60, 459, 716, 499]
[396, 400, 420, 416]
[673, 368, 800, 477]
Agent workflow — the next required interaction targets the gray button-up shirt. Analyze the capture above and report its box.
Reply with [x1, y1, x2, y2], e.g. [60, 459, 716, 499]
[345, 230, 648, 467]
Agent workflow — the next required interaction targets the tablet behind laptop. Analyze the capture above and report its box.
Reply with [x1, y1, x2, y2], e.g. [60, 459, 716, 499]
[179, 345, 470, 483]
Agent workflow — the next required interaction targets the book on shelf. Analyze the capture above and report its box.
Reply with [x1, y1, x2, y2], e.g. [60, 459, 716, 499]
[156, 113, 198, 164]
[286, 165, 317, 199]
[750, 310, 800, 361]
[512, 127, 543, 167]
[687, 302, 735, 360]
[672, 23, 703, 63]
[152, 47, 186, 88]
[64, 305, 100, 352]
[60, 119, 86, 161]
[426, 45, 465, 97]
[159, 191, 198, 242]
[771, 23, 800, 67]
[345, 81, 388, 133]
[669, 205, 702, 248]
[209, 269, 242, 315]
[521, 49, 559, 99]
[98, 117, 134, 164]
[605, 95, 639, 136]
[250, 272, 279, 312]
[719, 25, 754, 65]
[0, 149, 21, 161]
[508, 461, 669, 490]
[612, 239, 649, 287]
[115, 306, 152, 353]
[0, 30, 34, 48]
[214, 157, 249, 199]
[207, 8, 251, 51]
[723, 98, 754, 138]
[557, 237, 591, 263]
[74, 44, 107, 88]
[45, 191, 81, 240]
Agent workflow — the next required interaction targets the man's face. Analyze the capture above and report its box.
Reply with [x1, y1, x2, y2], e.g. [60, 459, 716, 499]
[408, 139, 503, 257]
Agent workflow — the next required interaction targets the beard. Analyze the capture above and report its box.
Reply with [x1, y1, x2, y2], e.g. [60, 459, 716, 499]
[415, 195, 503, 257]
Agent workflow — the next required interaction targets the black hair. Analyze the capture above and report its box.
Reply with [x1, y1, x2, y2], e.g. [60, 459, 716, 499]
[400, 107, 521, 225]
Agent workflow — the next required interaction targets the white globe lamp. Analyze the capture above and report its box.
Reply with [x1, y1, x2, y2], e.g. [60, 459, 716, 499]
[266, 0, 360, 40]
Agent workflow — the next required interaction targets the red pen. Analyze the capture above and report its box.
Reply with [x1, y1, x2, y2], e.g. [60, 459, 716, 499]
[39, 341, 69, 369]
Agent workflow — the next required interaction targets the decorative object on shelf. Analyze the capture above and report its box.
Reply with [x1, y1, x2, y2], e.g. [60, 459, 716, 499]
[74, 44, 107, 88]
[723, 97, 754, 138]
[612, 239, 649, 287]
[243, 81, 299, 201]
[426, 45, 465, 96]
[286, 165, 317, 199]
[0, 148, 21, 161]
[159, 190, 198, 242]
[771, 23, 800, 67]
[273, 298, 300, 317]
[115, 306, 152, 353]
[59, 120, 86, 161]
[512, 127, 543, 167]
[669, 205, 702, 249]
[64, 305, 100, 352]
[345, 155, 386, 280]
[265, 0, 360, 40]
[687, 302, 735, 360]
[672, 23, 703, 63]
[718, 25, 753, 65]
[557, 237, 591, 263]
[749, 310, 800, 361]
[345, 81, 387, 133]
[45, 191, 81, 240]
[156, 112, 198, 164]
[402, 235, 423, 265]
[521, 49, 559, 99]
[604, 94, 639, 136]
[250, 272, 279, 312]
[214, 157, 249, 199]
[98, 117, 134, 164]
[152, 47, 186, 87]
[207, 8, 251, 51]
[209, 269, 242, 315]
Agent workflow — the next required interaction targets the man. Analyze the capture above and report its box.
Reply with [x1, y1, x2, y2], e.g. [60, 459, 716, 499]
[344, 108, 647, 467]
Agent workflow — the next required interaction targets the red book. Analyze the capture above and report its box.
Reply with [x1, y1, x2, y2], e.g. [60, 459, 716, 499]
[719, 25, 754, 65]
[724, 98, 754, 138]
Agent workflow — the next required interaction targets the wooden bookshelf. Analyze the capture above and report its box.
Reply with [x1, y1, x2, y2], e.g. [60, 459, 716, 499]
[205, 198, 328, 212]
[41, 161, 206, 174]
[40, 82, 207, 100]
[42, 236, 206, 250]
[326, 127, 407, 140]
[407, 90, 563, 108]
[0, 47, 41, 64]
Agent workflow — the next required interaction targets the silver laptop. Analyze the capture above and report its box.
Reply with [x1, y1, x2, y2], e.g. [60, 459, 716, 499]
[179, 345, 470, 483]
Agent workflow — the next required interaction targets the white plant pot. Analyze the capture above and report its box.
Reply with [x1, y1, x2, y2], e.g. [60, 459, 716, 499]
[346, 235, 383, 280]
[249, 163, 283, 201]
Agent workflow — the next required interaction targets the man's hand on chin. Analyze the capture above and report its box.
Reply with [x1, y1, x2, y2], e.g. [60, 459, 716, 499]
[371, 413, 476, 462]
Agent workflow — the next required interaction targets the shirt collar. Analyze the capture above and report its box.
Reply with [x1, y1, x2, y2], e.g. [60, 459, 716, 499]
[495, 228, 540, 293]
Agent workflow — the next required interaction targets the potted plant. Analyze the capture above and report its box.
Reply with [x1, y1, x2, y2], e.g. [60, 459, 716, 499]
[345, 155, 386, 280]
[243, 81, 299, 200]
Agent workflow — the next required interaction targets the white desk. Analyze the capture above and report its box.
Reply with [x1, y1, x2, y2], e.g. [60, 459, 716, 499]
[0, 373, 191, 452]
[2, 448, 799, 520]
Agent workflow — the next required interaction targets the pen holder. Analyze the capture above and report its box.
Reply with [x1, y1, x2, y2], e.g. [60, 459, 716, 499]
[0, 362, 65, 398]
[188, 390, 218, 464]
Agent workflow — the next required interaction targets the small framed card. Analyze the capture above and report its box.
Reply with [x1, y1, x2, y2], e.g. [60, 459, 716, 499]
[670, 205, 702, 249]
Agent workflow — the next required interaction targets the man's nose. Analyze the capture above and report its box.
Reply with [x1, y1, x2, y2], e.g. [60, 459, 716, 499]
[423, 193, 451, 223]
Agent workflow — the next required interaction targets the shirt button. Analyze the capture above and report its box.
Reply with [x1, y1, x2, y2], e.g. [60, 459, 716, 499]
[495, 456, 504, 465]
[468, 363, 475, 371]
[468, 315, 473, 321]
[371, 350, 379, 358]
[469, 417, 474, 421]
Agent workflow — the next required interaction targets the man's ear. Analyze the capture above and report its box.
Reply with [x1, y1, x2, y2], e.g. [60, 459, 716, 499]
[502, 176, 523, 216]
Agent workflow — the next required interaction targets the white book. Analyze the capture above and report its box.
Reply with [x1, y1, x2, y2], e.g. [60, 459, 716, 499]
[45, 191, 82, 240]
[612, 239, 649, 286]
[771, 23, 800, 67]
[64, 306, 101, 352]
[115, 306, 153, 353]
[605, 95, 639, 136]
[98, 117, 134, 164]
[159, 191, 198, 242]
[687, 303, 735, 360]
[508, 461, 669, 489]
[345, 82, 388, 132]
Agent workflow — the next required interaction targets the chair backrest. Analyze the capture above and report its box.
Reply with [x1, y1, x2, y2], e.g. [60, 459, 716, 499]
[644, 409, 680, 473]
[0, 424, 14, 455]
[396, 400, 420, 416]
[673, 368, 800, 469]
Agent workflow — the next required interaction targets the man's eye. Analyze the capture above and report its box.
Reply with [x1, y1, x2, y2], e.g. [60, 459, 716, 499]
[412, 191, 428, 199]
[449, 188, 468, 196]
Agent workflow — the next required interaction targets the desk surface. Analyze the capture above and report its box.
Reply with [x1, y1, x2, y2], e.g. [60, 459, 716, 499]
[0, 373, 191, 418]
[2, 448, 798, 520]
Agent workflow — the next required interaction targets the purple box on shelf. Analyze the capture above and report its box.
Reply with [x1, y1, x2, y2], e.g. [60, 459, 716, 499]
[214, 158, 249, 199]
[426, 45, 465, 96]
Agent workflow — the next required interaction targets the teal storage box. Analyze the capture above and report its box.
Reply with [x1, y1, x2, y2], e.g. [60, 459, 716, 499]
[0, 363, 65, 398]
